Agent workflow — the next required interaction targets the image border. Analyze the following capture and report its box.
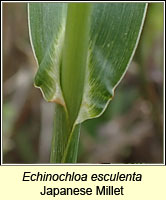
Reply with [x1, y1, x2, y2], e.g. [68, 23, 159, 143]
[1, 0, 165, 166]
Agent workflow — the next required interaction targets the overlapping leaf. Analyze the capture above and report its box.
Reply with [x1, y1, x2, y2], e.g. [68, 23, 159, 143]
[77, 3, 147, 123]
[28, 3, 147, 126]
[28, 3, 67, 103]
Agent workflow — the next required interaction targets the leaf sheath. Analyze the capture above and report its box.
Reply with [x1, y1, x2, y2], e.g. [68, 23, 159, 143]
[50, 104, 80, 163]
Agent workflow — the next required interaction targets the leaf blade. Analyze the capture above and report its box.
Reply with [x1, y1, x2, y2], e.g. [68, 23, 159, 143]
[28, 3, 67, 102]
[77, 3, 147, 123]
[28, 3, 147, 163]
[29, 3, 147, 124]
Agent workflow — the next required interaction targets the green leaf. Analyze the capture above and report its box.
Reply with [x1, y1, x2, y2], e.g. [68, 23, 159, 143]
[28, 3, 147, 163]
[77, 3, 147, 124]
[28, 3, 147, 126]
[28, 3, 67, 103]
[61, 3, 92, 128]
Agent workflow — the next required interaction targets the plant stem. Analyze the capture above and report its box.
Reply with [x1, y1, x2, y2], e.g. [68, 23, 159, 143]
[50, 104, 80, 163]
[50, 3, 92, 163]
[61, 3, 92, 128]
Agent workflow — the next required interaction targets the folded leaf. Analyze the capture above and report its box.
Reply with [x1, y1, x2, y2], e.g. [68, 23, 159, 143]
[28, 3, 67, 104]
[77, 3, 147, 123]
[28, 3, 147, 126]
